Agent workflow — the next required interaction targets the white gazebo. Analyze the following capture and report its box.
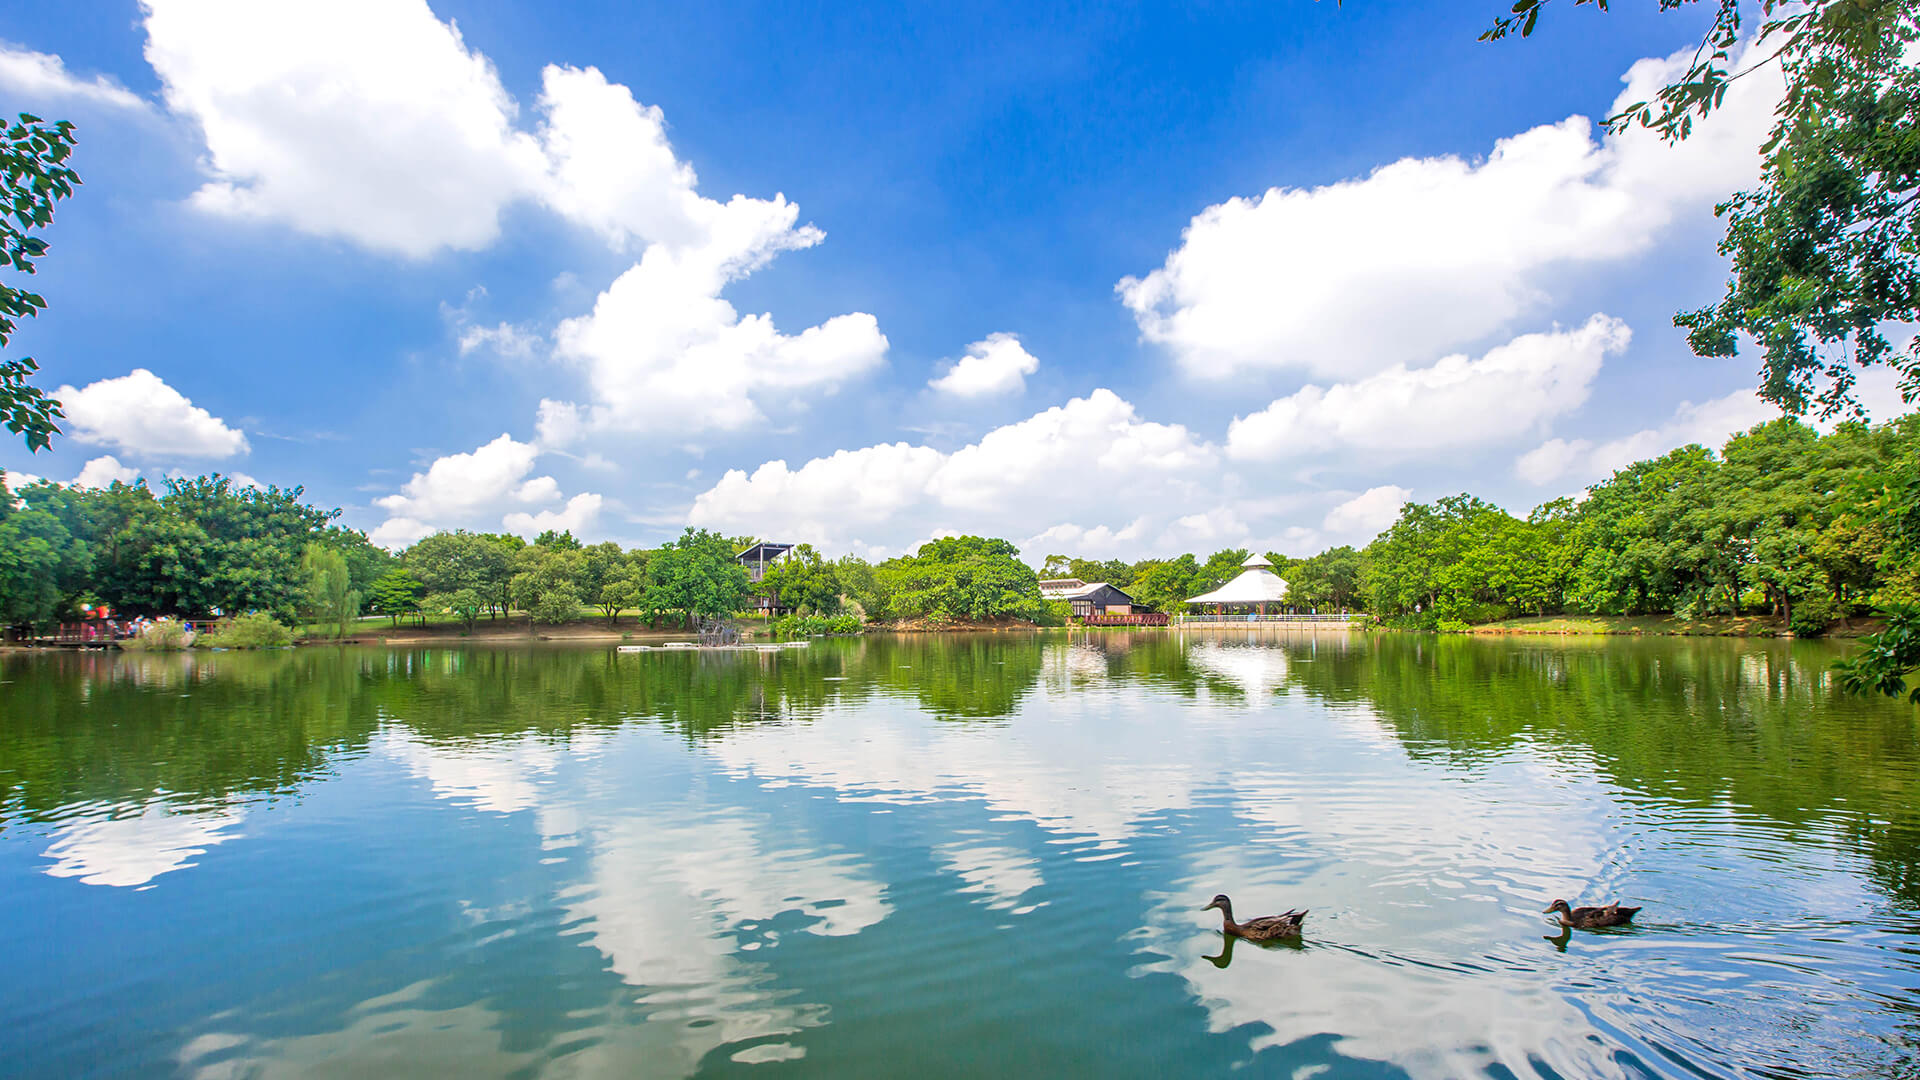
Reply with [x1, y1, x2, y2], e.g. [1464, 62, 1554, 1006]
[1185, 554, 1290, 612]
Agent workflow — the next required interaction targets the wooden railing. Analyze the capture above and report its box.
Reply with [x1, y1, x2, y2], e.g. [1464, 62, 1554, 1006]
[1080, 613, 1170, 627]
[1175, 613, 1364, 625]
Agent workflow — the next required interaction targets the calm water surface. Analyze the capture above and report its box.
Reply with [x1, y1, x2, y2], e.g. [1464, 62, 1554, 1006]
[3, 631, 1919, 1078]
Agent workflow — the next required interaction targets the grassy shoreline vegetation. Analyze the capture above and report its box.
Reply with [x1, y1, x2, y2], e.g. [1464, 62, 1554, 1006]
[1, 413, 1916, 695]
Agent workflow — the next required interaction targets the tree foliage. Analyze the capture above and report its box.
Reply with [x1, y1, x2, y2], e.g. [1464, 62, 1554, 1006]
[301, 543, 360, 638]
[512, 545, 585, 626]
[367, 568, 425, 628]
[646, 528, 751, 626]
[0, 113, 79, 452]
[758, 543, 844, 614]
[1485, 0, 1920, 417]
[0, 471, 365, 627]
[876, 536, 1043, 623]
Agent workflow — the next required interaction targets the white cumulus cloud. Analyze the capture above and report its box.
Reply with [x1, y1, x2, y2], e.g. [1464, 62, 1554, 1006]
[143, 0, 548, 258]
[72, 456, 141, 489]
[1322, 485, 1412, 538]
[138, 0, 889, 445]
[1227, 315, 1629, 462]
[1118, 39, 1779, 379]
[550, 241, 887, 435]
[503, 493, 604, 538]
[369, 433, 605, 547]
[374, 433, 543, 522]
[929, 333, 1040, 398]
[691, 388, 1222, 556]
[56, 368, 250, 459]
[0, 43, 149, 110]
[1515, 387, 1781, 487]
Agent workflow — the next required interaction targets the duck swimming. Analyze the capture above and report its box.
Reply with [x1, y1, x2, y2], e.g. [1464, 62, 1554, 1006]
[1543, 899, 1641, 929]
[1203, 894, 1307, 941]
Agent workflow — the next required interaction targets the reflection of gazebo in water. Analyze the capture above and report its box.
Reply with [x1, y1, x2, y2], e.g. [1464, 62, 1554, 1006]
[1185, 554, 1290, 616]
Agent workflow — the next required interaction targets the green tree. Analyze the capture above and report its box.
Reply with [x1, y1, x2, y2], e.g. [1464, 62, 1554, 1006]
[1194, 548, 1251, 595]
[876, 536, 1042, 623]
[367, 568, 425, 628]
[1, 113, 80, 451]
[580, 542, 642, 625]
[835, 554, 883, 619]
[1130, 555, 1202, 614]
[301, 543, 361, 638]
[408, 531, 512, 618]
[596, 553, 649, 626]
[759, 543, 843, 614]
[1485, 0, 1920, 417]
[0, 475, 90, 625]
[1835, 607, 1920, 702]
[647, 527, 751, 627]
[511, 545, 584, 626]
[430, 587, 488, 632]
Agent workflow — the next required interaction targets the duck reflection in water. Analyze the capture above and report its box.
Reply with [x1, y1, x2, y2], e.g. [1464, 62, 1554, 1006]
[1203, 929, 1306, 968]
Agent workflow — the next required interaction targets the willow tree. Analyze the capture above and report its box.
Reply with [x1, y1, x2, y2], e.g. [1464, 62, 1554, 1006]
[302, 543, 361, 638]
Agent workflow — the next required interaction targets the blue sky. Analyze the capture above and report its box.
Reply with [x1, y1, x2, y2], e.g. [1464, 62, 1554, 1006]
[2, 1, 1908, 558]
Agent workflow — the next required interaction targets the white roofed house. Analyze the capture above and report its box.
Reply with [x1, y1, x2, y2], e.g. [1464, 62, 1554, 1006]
[1184, 554, 1291, 617]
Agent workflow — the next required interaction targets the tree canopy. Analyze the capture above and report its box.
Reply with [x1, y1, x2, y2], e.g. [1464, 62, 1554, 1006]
[0, 113, 78, 452]
[1484, 0, 1920, 417]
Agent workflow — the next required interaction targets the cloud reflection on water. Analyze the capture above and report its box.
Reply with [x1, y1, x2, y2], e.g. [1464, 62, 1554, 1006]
[40, 798, 246, 888]
[377, 727, 890, 1072]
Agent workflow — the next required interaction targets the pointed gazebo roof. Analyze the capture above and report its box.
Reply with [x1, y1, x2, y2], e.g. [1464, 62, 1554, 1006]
[1185, 554, 1289, 606]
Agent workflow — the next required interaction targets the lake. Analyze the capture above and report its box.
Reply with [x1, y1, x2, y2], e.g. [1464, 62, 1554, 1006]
[3, 631, 1917, 1078]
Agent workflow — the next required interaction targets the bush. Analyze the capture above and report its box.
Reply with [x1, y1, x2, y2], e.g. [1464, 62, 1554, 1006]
[1033, 599, 1074, 627]
[1789, 595, 1837, 637]
[772, 613, 863, 638]
[1436, 618, 1474, 634]
[203, 612, 294, 649]
[121, 617, 194, 652]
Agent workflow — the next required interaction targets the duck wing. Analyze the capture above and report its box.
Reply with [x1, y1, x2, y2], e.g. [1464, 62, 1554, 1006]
[1573, 904, 1640, 927]
[1238, 909, 1308, 940]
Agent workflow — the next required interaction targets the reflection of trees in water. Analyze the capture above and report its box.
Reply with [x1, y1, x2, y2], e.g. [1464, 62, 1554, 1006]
[864, 634, 1046, 720]
[8, 634, 1916, 905]
[1280, 635, 1920, 906]
[0, 637, 1051, 821]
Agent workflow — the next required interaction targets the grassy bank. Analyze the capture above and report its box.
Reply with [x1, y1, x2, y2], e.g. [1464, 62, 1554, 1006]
[1467, 614, 1888, 638]
[296, 612, 777, 645]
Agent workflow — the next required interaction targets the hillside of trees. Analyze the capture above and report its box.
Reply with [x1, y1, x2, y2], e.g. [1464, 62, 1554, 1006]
[1, 415, 1914, 644]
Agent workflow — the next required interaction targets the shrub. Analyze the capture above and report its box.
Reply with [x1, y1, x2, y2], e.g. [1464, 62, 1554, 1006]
[121, 617, 193, 652]
[1436, 618, 1474, 634]
[772, 613, 863, 638]
[1033, 600, 1074, 627]
[1789, 595, 1837, 637]
[203, 612, 294, 649]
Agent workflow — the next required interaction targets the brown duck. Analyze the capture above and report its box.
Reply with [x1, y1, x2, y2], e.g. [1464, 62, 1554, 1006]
[1203, 894, 1307, 941]
[1543, 898, 1641, 929]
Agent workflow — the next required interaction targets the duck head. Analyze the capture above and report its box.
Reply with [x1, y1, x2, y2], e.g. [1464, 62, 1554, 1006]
[1542, 899, 1572, 916]
[1202, 894, 1231, 913]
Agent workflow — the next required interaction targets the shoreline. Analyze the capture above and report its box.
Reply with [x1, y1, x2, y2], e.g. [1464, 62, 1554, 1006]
[2, 613, 1888, 653]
